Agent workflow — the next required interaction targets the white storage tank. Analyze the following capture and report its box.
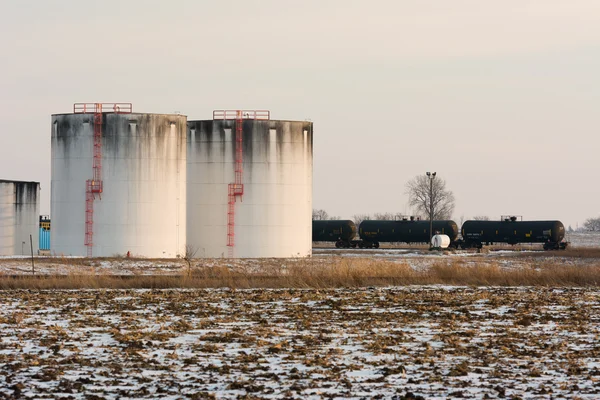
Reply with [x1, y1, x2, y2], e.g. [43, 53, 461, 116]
[431, 234, 451, 249]
[0, 180, 40, 256]
[51, 104, 186, 257]
[187, 110, 313, 258]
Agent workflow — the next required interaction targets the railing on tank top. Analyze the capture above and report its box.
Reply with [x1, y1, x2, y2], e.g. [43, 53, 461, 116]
[213, 110, 270, 120]
[73, 103, 133, 114]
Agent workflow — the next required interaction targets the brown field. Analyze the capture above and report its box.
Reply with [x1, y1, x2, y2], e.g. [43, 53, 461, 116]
[0, 286, 599, 398]
[1, 250, 600, 398]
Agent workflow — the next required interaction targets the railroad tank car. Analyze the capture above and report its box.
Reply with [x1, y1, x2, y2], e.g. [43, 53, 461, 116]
[312, 220, 356, 248]
[359, 219, 459, 248]
[461, 218, 566, 250]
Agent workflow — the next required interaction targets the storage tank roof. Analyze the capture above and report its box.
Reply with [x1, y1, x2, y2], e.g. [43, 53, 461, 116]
[51, 112, 187, 117]
[0, 179, 40, 184]
[189, 119, 310, 123]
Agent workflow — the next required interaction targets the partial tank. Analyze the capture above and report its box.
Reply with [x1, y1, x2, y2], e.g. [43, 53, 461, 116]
[187, 111, 312, 258]
[0, 180, 40, 256]
[312, 220, 356, 248]
[461, 218, 566, 250]
[359, 219, 459, 244]
[51, 104, 186, 257]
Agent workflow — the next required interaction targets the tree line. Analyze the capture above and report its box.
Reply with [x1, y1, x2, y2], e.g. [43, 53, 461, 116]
[313, 211, 494, 228]
[315, 173, 600, 231]
[314, 173, 456, 226]
[584, 217, 600, 231]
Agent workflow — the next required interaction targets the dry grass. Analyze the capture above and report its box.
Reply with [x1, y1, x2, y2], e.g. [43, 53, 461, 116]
[426, 261, 600, 286]
[503, 247, 600, 259]
[1, 257, 600, 289]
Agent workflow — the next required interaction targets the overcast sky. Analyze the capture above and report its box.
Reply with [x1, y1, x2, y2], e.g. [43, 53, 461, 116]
[1, 0, 598, 228]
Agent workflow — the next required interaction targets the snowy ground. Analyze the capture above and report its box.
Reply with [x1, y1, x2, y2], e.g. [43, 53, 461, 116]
[0, 287, 599, 399]
[1, 244, 599, 398]
[567, 232, 600, 248]
[1, 238, 599, 276]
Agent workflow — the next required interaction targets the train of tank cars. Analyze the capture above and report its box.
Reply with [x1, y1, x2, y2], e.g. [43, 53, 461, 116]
[313, 216, 568, 250]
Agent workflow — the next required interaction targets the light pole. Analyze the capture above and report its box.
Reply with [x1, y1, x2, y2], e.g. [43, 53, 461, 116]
[426, 172, 436, 248]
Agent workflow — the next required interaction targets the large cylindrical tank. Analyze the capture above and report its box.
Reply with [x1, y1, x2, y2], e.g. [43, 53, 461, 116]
[187, 113, 313, 258]
[0, 180, 40, 256]
[51, 110, 186, 257]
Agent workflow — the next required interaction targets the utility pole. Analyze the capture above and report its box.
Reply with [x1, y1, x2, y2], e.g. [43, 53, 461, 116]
[426, 172, 436, 248]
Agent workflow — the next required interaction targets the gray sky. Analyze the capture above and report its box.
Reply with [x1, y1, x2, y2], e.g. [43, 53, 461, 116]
[1, 0, 598, 228]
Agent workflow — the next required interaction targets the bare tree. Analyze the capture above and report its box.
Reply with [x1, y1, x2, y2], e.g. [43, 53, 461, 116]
[312, 209, 329, 220]
[184, 245, 199, 277]
[373, 212, 406, 221]
[584, 217, 600, 231]
[352, 214, 371, 227]
[472, 216, 490, 221]
[405, 174, 455, 220]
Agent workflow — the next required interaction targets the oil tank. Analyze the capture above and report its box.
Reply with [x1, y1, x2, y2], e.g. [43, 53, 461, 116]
[0, 180, 40, 256]
[312, 220, 356, 247]
[187, 111, 313, 258]
[359, 219, 459, 243]
[51, 104, 186, 257]
[461, 219, 565, 248]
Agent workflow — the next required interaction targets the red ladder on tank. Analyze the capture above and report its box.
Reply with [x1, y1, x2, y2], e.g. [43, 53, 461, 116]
[74, 103, 132, 257]
[213, 110, 270, 257]
[227, 111, 245, 257]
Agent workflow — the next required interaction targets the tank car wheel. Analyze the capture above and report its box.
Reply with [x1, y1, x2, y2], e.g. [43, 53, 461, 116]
[335, 241, 342, 248]
[373, 242, 380, 249]
[543, 243, 549, 251]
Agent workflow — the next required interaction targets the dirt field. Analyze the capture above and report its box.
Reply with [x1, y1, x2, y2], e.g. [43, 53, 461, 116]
[1, 245, 599, 398]
[0, 287, 599, 399]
